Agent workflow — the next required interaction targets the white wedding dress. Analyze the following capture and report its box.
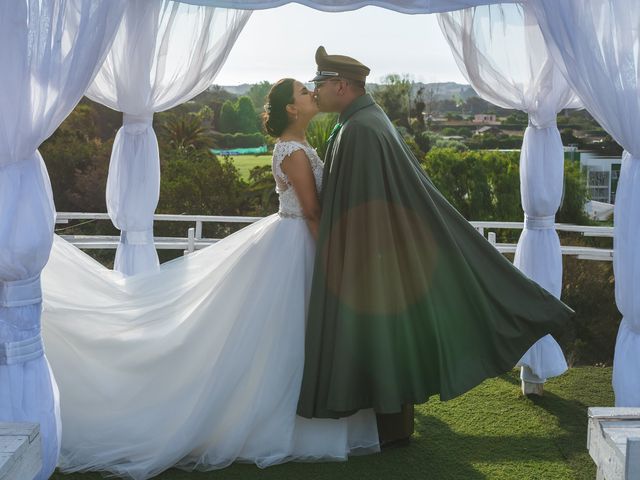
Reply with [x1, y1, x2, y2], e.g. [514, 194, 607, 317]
[41, 140, 379, 480]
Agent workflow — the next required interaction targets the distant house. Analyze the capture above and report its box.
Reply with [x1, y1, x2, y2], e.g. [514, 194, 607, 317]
[580, 153, 621, 203]
[472, 114, 498, 124]
[473, 126, 502, 136]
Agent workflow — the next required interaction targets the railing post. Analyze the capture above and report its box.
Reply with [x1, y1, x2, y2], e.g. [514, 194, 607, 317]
[195, 220, 202, 240]
[185, 227, 195, 255]
[488, 232, 496, 247]
[476, 226, 485, 237]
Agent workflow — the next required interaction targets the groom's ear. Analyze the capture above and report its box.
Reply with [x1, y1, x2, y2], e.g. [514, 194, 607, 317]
[336, 79, 348, 96]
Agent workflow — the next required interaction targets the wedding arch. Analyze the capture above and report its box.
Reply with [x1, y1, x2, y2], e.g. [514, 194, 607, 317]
[1, 1, 637, 478]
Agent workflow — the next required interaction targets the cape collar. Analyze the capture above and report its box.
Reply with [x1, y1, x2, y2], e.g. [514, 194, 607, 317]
[339, 93, 375, 124]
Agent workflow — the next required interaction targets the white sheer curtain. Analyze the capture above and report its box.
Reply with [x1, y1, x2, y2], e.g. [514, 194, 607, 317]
[438, 4, 580, 384]
[179, 0, 513, 13]
[531, 0, 640, 406]
[0, 1, 125, 478]
[85, 0, 251, 276]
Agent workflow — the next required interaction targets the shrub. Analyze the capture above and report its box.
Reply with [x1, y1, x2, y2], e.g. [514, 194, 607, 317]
[211, 132, 266, 149]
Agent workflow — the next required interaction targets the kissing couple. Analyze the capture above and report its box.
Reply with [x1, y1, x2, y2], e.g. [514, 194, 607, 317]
[40, 46, 572, 479]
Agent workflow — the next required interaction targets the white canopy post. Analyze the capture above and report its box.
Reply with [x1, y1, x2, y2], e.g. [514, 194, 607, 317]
[439, 4, 581, 392]
[86, 0, 251, 276]
[532, 0, 640, 407]
[0, 1, 125, 478]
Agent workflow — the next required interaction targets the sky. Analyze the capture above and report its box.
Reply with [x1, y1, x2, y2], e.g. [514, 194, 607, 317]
[214, 4, 468, 86]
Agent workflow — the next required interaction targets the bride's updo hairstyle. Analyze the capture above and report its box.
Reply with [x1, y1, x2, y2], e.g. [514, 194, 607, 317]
[263, 78, 295, 138]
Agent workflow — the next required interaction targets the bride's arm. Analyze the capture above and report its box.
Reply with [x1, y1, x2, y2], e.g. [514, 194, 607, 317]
[281, 150, 321, 240]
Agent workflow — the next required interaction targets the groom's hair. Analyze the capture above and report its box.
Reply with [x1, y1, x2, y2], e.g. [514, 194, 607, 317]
[263, 78, 295, 137]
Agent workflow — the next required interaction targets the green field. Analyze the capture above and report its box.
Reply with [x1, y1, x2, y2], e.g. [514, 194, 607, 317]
[225, 154, 271, 181]
[52, 366, 611, 480]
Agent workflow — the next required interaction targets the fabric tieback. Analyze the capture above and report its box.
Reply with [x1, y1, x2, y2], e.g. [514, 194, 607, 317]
[622, 317, 640, 335]
[121, 229, 154, 246]
[0, 334, 44, 365]
[524, 214, 555, 230]
[528, 117, 557, 129]
[123, 112, 153, 125]
[122, 112, 154, 134]
[0, 275, 42, 307]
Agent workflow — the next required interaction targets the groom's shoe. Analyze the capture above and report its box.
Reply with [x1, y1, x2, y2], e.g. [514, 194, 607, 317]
[376, 404, 415, 450]
[380, 436, 411, 451]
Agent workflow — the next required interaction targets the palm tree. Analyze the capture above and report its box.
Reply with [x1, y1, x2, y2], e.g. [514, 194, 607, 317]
[306, 113, 338, 159]
[161, 113, 213, 153]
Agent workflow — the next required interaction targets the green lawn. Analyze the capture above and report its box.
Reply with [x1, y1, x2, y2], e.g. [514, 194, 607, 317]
[52, 366, 612, 479]
[225, 154, 271, 181]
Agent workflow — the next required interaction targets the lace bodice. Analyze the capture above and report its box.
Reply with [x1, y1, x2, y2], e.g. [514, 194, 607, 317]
[272, 141, 324, 218]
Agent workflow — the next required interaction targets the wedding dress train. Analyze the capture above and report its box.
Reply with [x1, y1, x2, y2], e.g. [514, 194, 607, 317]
[41, 140, 379, 479]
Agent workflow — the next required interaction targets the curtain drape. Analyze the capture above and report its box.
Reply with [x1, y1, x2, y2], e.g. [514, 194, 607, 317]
[86, 0, 251, 276]
[178, 0, 514, 13]
[439, 4, 581, 383]
[0, 1, 126, 478]
[531, 0, 640, 406]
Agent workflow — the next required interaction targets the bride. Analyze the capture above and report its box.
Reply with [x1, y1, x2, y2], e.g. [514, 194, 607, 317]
[41, 78, 379, 480]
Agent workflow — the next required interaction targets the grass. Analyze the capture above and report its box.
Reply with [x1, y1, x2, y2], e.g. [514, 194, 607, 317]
[52, 366, 613, 479]
[224, 154, 271, 181]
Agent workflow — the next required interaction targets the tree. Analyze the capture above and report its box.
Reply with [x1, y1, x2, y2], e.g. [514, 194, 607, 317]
[198, 85, 237, 131]
[412, 86, 426, 127]
[219, 100, 240, 133]
[306, 113, 338, 159]
[218, 97, 260, 134]
[160, 114, 213, 152]
[415, 131, 431, 154]
[247, 81, 272, 113]
[243, 165, 279, 216]
[418, 85, 441, 127]
[560, 128, 582, 148]
[463, 96, 492, 115]
[158, 149, 244, 222]
[422, 148, 494, 221]
[372, 74, 412, 128]
[437, 98, 459, 114]
[421, 147, 589, 227]
[236, 96, 260, 133]
[557, 159, 589, 224]
[41, 129, 112, 213]
[195, 105, 214, 127]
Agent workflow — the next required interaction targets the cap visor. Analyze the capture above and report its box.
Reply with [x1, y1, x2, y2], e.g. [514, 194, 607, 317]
[310, 74, 333, 82]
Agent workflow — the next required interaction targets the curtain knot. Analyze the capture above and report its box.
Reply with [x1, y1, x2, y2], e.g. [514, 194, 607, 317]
[0, 275, 42, 307]
[0, 151, 40, 171]
[524, 214, 555, 230]
[121, 229, 154, 246]
[0, 334, 44, 365]
[622, 317, 640, 335]
[528, 117, 557, 129]
[123, 112, 153, 125]
[122, 112, 154, 134]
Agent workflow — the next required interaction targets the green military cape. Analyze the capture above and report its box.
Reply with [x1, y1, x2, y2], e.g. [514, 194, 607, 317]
[297, 94, 573, 419]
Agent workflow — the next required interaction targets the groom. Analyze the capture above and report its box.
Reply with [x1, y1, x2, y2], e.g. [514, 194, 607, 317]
[297, 45, 573, 450]
[296, 46, 414, 446]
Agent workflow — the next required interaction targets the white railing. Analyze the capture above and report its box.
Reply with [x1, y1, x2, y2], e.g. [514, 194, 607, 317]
[55, 213, 614, 261]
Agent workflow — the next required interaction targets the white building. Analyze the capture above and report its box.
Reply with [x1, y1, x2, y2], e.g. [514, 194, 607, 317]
[472, 113, 498, 124]
[579, 152, 621, 204]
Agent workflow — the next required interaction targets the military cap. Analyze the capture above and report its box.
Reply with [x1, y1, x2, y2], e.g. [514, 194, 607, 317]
[310, 46, 370, 83]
